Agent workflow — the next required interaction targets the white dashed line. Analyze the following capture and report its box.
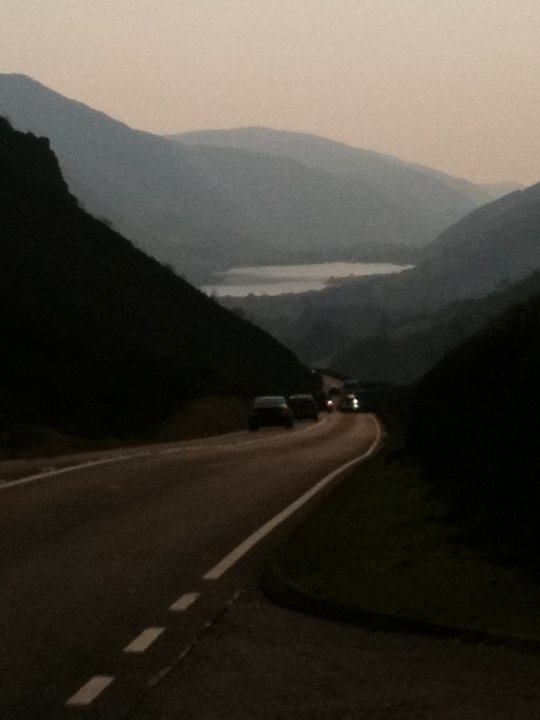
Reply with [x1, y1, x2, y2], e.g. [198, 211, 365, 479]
[203, 415, 382, 580]
[65, 676, 115, 706]
[169, 592, 200, 612]
[124, 627, 165, 653]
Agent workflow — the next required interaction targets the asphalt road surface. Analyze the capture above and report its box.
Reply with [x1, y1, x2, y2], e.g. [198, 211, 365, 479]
[1, 412, 379, 720]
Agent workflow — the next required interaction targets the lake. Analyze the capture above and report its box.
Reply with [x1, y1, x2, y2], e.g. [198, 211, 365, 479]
[201, 261, 412, 297]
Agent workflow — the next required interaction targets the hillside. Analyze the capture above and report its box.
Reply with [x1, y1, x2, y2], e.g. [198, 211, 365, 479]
[407, 289, 540, 562]
[332, 271, 540, 383]
[179, 143, 421, 263]
[175, 126, 504, 248]
[0, 73, 261, 283]
[219, 183, 540, 369]
[0, 117, 311, 442]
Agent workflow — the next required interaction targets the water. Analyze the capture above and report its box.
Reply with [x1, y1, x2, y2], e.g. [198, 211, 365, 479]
[201, 261, 412, 297]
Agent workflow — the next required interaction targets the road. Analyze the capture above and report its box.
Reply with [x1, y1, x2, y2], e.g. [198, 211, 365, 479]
[0, 411, 379, 720]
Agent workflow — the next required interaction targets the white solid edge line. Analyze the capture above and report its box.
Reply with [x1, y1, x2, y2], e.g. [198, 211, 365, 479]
[203, 415, 382, 581]
[124, 627, 165, 653]
[169, 592, 200, 612]
[1, 416, 327, 490]
[65, 675, 115, 706]
[0, 454, 148, 491]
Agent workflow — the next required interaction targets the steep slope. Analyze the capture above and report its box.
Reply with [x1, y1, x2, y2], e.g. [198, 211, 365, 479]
[174, 126, 498, 247]
[0, 74, 260, 282]
[0, 117, 310, 439]
[332, 271, 540, 383]
[408, 289, 540, 561]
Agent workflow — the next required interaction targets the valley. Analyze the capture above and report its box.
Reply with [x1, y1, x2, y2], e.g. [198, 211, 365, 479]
[2, 55, 540, 720]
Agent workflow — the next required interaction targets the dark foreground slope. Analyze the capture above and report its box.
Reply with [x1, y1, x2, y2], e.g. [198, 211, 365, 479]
[0, 118, 310, 440]
[408, 290, 540, 561]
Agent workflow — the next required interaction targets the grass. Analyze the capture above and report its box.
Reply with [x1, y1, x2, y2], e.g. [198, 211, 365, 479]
[275, 447, 540, 641]
[153, 395, 249, 441]
[0, 395, 249, 459]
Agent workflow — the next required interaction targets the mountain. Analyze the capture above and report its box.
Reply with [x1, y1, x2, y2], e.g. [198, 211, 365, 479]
[173, 126, 505, 247]
[178, 143, 422, 264]
[1, 76, 510, 285]
[0, 73, 264, 283]
[0, 116, 311, 440]
[481, 181, 524, 199]
[218, 182, 540, 369]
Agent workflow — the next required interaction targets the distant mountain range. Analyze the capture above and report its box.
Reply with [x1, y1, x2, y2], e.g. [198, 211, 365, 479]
[174, 143, 421, 265]
[0, 74, 513, 284]
[0, 116, 310, 440]
[174, 126, 520, 242]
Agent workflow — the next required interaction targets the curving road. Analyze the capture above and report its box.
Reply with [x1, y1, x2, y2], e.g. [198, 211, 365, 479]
[0, 412, 379, 719]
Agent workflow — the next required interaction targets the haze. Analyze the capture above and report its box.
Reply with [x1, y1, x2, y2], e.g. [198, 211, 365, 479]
[3, 0, 539, 185]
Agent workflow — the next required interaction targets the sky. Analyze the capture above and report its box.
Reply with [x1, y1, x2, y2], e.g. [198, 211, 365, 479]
[3, 0, 540, 185]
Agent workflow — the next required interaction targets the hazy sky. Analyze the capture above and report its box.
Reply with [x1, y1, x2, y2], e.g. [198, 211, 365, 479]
[3, 0, 540, 184]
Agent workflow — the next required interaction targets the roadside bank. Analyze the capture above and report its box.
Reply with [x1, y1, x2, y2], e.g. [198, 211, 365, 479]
[263, 443, 540, 648]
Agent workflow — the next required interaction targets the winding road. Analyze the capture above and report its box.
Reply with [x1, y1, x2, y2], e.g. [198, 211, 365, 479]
[0, 412, 379, 719]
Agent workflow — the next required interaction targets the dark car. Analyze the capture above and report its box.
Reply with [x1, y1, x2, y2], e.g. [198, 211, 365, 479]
[343, 378, 360, 394]
[339, 393, 360, 412]
[287, 393, 319, 421]
[249, 396, 294, 431]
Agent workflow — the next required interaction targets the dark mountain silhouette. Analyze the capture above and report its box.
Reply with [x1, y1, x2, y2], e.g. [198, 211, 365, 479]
[174, 127, 513, 248]
[408, 288, 540, 564]
[0, 116, 310, 440]
[0, 73, 263, 283]
[219, 183, 540, 369]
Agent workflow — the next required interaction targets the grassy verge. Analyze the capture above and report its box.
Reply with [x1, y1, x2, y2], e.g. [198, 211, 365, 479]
[0, 395, 249, 460]
[273, 446, 540, 642]
[153, 395, 249, 441]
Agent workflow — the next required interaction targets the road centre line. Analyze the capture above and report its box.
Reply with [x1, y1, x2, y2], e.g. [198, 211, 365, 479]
[203, 415, 382, 581]
[65, 675, 115, 706]
[169, 592, 200, 612]
[124, 627, 165, 653]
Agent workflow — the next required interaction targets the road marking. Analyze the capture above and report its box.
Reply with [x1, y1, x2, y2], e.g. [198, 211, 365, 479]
[0, 454, 149, 490]
[0, 416, 327, 490]
[124, 627, 165, 653]
[203, 415, 382, 580]
[169, 592, 200, 612]
[65, 676, 114, 706]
